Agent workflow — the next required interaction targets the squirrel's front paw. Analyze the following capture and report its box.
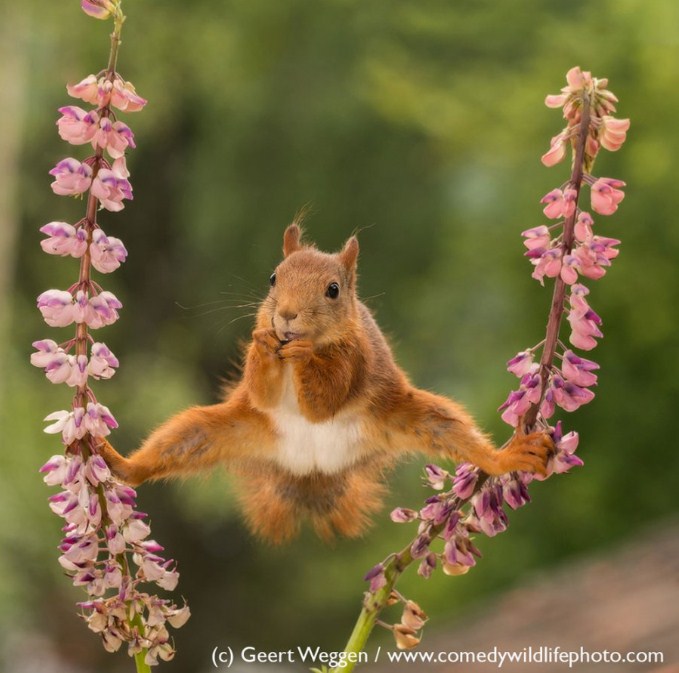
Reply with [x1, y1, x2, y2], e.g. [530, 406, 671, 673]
[498, 430, 553, 476]
[253, 328, 282, 358]
[278, 339, 314, 362]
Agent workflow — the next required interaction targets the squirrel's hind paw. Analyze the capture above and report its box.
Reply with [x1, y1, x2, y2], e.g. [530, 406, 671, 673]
[95, 438, 139, 486]
[498, 431, 553, 476]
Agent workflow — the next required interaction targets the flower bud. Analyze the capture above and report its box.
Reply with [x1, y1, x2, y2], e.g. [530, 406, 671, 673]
[393, 624, 421, 650]
[401, 600, 428, 631]
[81, 0, 115, 20]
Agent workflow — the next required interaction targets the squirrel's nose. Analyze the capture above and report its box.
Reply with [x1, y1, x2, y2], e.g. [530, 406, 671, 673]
[278, 307, 298, 322]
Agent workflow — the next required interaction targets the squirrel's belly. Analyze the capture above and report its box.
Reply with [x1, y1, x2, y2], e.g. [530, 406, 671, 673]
[267, 367, 365, 475]
[269, 408, 364, 475]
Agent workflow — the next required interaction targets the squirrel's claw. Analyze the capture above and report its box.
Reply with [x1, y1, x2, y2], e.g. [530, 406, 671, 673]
[498, 430, 553, 476]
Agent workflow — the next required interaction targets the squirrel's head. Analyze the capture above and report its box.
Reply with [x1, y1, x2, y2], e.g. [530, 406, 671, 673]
[261, 222, 360, 345]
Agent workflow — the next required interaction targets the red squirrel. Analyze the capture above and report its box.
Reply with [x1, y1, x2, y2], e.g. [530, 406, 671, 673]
[98, 223, 552, 542]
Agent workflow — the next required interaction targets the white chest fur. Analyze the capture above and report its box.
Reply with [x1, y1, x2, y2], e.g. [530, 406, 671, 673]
[267, 366, 364, 475]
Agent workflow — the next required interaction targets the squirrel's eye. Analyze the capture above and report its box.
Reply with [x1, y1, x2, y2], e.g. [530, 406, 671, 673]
[269, 272, 276, 287]
[326, 282, 340, 299]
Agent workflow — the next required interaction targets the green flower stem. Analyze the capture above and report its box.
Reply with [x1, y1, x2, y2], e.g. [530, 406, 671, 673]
[131, 611, 152, 673]
[331, 476, 490, 673]
[331, 545, 415, 673]
[108, 2, 125, 74]
[134, 648, 151, 673]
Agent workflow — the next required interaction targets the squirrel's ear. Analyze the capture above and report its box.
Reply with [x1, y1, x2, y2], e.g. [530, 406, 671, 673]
[283, 223, 302, 257]
[340, 236, 359, 274]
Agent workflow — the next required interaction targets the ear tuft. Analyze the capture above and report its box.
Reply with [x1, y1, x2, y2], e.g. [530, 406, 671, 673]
[283, 223, 302, 257]
[340, 235, 359, 274]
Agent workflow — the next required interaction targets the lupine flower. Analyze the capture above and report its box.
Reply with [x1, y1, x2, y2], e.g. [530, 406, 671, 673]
[49, 158, 93, 196]
[358, 69, 622, 665]
[67, 73, 146, 113]
[43, 452, 188, 655]
[501, 475, 531, 510]
[38, 289, 123, 330]
[498, 370, 541, 426]
[40, 5, 190, 661]
[574, 211, 594, 242]
[521, 225, 551, 251]
[417, 553, 437, 579]
[364, 563, 387, 592]
[105, 524, 126, 555]
[57, 106, 99, 145]
[37, 289, 76, 327]
[590, 177, 626, 215]
[541, 130, 568, 167]
[40, 454, 70, 486]
[561, 350, 599, 386]
[43, 407, 87, 445]
[424, 464, 449, 490]
[573, 236, 620, 280]
[67, 74, 108, 107]
[545, 66, 618, 124]
[110, 78, 147, 112]
[567, 284, 603, 350]
[31, 339, 63, 367]
[541, 187, 577, 219]
[469, 484, 508, 537]
[560, 253, 580, 284]
[40, 221, 88, 258]
[88, 342, 119, 379]
[390, 508, 418, 523]
[393, 624, 421, 650]
[84, 402, 118, 436]
[528, 246, 563, 285]
[540, 386, 556, 419]
[124, 513, 152, 543]
[91, 157, 133, 211]
[532, 422, 583, 480]
[90, 229, 128, 273]
[599, 116, 630, 152]
[506, 350, 535, 377]
[441, 510, 462, 540]
[419, 496, 452, 524]
[104, 486, 135, 526]
[544, 66, 592, 110]
[401, 600, 427, 631]
[40, 353, 88, 387]
[87, 290, 123, 328]
[498, 389, 531, 426]
[410, 535, 430, 560]
[72, 290, 97, 326]
[81, 0, 115, 20]
[451, 463, 479, 499]
[92, 117, 136, 159]
[441, 536, 477, 574]
[568, 314, 603, 351]
[85, 454, 111, 485]
[550, 375, 595, 412]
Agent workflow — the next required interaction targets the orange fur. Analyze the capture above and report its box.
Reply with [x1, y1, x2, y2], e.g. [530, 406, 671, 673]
[98, 223, 552, 543]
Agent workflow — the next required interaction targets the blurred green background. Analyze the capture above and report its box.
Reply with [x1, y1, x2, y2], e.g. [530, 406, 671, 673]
[1, 0, 678, 671]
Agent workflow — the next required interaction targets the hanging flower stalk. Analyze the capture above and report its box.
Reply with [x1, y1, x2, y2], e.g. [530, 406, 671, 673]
[328, 67, 629, 673]
[33, 2, 189, 670]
